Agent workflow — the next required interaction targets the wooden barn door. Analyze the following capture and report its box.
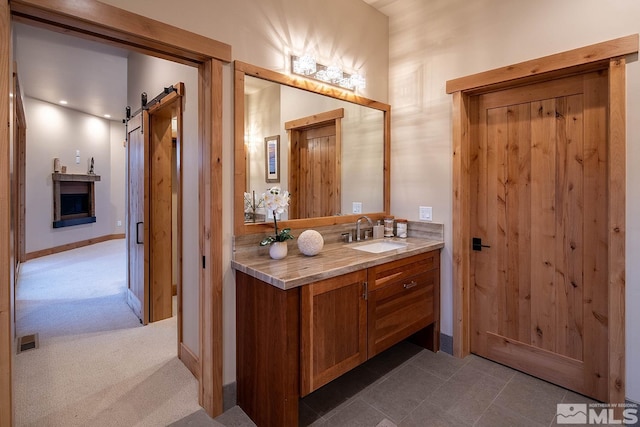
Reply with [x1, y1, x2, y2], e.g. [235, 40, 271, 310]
[286, 109, 343, 219]
[126, 111, 149, 324]
[126, 85, 182, 324]
[470, 71, 610, 400]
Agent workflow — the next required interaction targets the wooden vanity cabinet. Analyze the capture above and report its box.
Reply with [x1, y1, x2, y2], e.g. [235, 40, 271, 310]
[235, 249, 440, 426]
[300, 270, 368, 396]
[367, 251, 440, 357]
[300, 251, 440, 395]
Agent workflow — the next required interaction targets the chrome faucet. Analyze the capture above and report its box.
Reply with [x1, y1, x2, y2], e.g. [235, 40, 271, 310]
[355, 215, 373, 241]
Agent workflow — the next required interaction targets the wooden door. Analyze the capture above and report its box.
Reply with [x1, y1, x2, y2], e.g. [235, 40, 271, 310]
[470, 71, 609, 400]
[286, 109, 343, 219]
[300, 270, 367, 396]
[126, 112, 149, 324]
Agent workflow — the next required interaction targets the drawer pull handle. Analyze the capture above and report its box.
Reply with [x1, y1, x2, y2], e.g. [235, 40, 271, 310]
[404, 280, 418, 290]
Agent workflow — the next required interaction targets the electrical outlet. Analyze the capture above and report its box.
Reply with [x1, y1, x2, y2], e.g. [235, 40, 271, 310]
[419, 206, 432, 221]
[352, 202, 362, 214]
[117, 220, 122, 227]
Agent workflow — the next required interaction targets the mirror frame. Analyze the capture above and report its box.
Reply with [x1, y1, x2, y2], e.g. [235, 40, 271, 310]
[234, 60, 391, 236]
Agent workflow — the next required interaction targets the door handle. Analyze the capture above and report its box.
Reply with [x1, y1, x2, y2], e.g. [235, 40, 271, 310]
[472, 237, 490, 251]
[136, 221, 143, 244]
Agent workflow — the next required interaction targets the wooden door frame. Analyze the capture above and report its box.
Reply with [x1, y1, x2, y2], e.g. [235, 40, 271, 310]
[147, 86, 183, 323]
[1, 0, 230, 423]
[447, 35, 638, 404]
[285, 108, 343, 219]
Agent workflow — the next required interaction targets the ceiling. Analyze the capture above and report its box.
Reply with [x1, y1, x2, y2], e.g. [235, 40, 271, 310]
[13, 23, 130, 121]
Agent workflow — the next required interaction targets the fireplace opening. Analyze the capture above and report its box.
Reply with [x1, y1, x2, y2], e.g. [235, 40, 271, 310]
[61, 193, 89, 217]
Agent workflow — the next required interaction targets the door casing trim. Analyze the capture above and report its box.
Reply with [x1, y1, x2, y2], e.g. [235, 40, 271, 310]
[447, 34, 638, 404]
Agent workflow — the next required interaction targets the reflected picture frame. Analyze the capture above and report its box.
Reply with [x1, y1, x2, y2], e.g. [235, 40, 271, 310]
[265, 135, 280, 183]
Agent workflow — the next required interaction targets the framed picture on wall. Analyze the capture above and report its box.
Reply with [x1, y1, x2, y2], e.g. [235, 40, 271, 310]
[265, 135, 280, 183]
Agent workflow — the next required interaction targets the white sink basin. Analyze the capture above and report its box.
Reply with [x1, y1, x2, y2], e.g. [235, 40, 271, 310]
[352, 241, 408, 254]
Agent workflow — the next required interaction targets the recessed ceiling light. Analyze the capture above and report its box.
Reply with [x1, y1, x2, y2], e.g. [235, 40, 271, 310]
[59, 100, 68, 105]
[103, 114, 111, 119]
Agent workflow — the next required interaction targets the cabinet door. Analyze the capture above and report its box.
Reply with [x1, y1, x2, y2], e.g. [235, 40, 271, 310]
[301, 270, 368, 396]
[368, 251, 440, 357]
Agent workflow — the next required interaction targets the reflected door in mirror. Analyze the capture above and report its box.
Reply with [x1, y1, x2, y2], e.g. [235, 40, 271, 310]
[290, 121, 340, 219]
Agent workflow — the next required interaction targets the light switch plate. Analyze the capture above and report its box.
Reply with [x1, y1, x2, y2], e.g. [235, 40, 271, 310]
[352, 202, 362, 214]
[419, 206, 432, 221]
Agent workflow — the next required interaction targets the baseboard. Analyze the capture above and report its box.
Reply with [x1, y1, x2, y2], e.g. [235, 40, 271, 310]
[440, 333, 453, 355]
[25, 234, 125, 260]
[223, 382, 237, 411]
[179, 342, 200, 380]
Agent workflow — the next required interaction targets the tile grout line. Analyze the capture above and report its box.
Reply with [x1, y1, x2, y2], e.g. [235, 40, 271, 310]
[547, 389, 568, 427]
[400, 353, 474, 426]
[471, 368, 516, 427]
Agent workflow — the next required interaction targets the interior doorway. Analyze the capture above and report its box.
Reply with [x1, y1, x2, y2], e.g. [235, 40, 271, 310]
[2, 1, 229, 422]
[469, 71, 610, 401]
[448, 36, 636, 405]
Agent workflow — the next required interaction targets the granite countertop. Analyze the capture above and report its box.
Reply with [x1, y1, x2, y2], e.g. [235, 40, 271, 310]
[231, 237, 444, 290]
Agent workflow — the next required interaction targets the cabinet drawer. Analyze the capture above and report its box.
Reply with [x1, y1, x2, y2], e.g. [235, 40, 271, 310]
[367, 268, 437, 357]
[368, 251, 439, 292]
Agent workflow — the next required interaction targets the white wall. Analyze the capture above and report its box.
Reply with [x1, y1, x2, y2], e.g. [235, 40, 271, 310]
[126, 52, 200, 356]
[24, 97, 122, 252]
[378, 0, 640, 402]
[246, 82, 281, 205]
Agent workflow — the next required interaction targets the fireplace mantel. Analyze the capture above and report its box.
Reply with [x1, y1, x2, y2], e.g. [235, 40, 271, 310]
[52, 173, 101, 183]
[52, 173, 101, 228]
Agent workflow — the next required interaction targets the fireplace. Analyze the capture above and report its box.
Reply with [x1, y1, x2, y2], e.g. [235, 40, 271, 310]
[60, 193, 90, 217]
[52, 173, 101, 228]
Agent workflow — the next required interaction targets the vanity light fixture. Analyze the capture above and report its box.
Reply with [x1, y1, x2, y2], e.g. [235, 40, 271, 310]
[291, 54, 366, 91]
[292, 54, 316, 75]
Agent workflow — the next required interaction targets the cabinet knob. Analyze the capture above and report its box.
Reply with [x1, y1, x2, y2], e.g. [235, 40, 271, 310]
[403, 280, 418, 290]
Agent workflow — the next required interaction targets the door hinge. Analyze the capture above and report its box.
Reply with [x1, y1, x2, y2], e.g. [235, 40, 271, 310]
[362, 281, 368, 300]
[202, 255, 206, 269]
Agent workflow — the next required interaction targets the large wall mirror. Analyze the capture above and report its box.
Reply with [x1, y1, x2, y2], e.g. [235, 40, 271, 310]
[234, 61, 390, 236]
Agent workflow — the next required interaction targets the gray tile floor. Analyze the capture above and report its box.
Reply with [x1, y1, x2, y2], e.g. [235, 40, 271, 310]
[171, 341, 638, 427]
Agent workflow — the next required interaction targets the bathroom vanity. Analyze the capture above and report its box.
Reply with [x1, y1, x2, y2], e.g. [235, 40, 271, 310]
[232, 236, 443, 426]
[232, 60, 443, 426]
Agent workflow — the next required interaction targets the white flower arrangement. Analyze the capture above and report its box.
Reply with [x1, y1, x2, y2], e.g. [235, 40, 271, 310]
[260, 187, 294, 245]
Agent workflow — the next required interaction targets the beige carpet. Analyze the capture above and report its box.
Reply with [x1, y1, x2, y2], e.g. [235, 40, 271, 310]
[14, 239, 201, 427]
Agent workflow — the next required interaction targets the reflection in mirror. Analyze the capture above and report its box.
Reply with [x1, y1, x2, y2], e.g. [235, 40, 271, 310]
[234, 61, 390, 236]
[244, 75, 385, 222]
